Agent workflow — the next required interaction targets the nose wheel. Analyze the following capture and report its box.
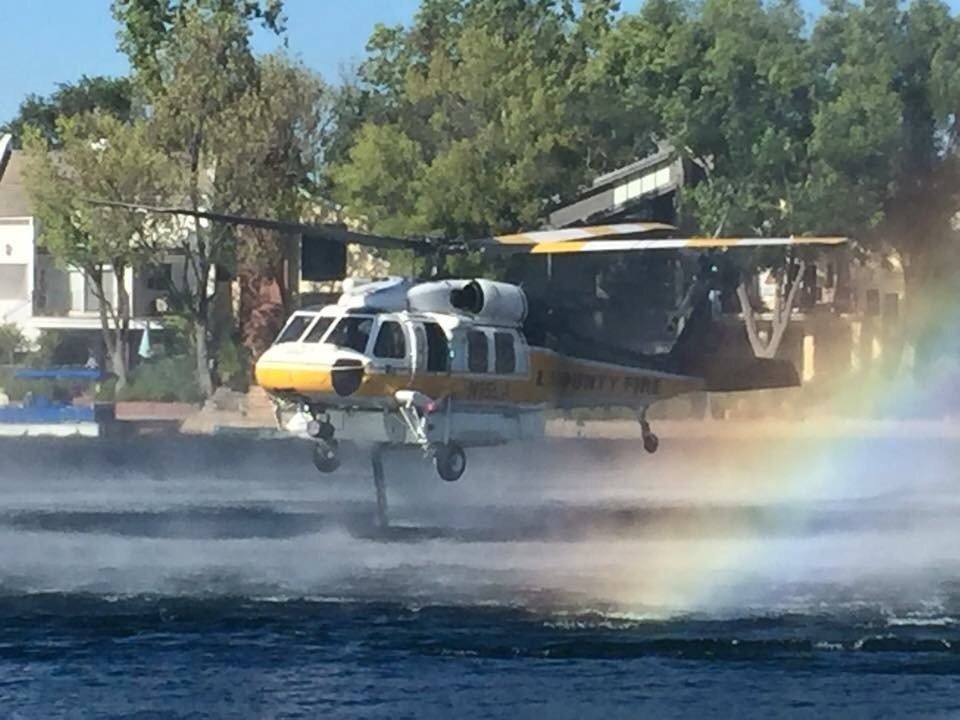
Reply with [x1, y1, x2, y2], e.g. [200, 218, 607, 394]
[304, 405, 340, 474]
[312, 438, 340, 473]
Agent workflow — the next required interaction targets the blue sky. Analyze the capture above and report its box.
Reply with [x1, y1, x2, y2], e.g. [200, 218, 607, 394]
[1, 0, 957, 124]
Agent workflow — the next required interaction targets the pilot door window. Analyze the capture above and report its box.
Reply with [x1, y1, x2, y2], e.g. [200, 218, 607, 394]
[467, 330, 489, 373]
[373, 321, 407, 359]
[327, 316, 374, 354]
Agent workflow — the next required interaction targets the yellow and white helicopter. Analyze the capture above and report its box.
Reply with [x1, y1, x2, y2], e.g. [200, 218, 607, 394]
[95, 201, 845, 523]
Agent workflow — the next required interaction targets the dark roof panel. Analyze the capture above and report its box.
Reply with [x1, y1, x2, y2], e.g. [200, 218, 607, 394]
[0, 151, 33, 218]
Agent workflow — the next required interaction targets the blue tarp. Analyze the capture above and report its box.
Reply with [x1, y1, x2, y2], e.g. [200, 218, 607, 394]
[0, 405, 96, 424]
[13, 368, 103, 381]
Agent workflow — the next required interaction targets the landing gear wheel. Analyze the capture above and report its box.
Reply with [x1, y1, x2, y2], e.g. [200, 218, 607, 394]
[312, 438, 340, 473]
[643, 432, 659, 454]
[433, 442, 467, 482]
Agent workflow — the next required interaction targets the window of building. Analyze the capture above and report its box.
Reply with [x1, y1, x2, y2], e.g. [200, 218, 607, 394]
[467, 330, 488, 373]
[494, 332, 516, 374]
[146, 263, 172, 291]
[84, 270, 116, 313]
[0, 265, 27, 300]
[424, 322, 449, 372]
[373, 320, 406, 359]
[303, 317, 334, 343]
[276, 314, 314, 343]
[327, 316, 374, 353]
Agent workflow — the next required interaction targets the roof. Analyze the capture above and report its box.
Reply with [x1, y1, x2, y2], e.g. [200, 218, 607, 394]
[0, 150, 33, 218]
[547, 143, 683, 228]
[590, 144, 675, 190]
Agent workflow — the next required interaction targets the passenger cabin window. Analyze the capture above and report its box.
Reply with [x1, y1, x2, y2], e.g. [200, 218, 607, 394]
[276, 315, 313, 343]
[467, 330, 489, 373]
[327, 316, 374, 353]
[303, 317, 334, 343]
[424, 322, 449, 372]
[373, 321, 406, 359]
[494, 332, 516, 374]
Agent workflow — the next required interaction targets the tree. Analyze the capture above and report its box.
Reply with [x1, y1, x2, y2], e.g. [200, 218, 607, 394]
[1, 76, 133, 148]
[119, 6, 327, 395]
[0, 324, 26, 365]
[112, 0, 285, 94]
[593, 0, 822, 357]
[330, 0, 628, 244]
[802, 0, 960, 370]
[22, 114, 169, 387]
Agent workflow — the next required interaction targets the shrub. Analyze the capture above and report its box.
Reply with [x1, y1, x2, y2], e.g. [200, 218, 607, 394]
[0, 324, 26, 364]
[0, 366, 88, 404]
[216, 335, 249, 391]
[26, 330, 91, 367]
[114, 355, 202, 403]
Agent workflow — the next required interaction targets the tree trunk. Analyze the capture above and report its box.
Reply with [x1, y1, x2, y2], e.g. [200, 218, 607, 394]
[90, 268, 128, 389]
[194, 320, 214, 398]
[238, 267, 285, 371]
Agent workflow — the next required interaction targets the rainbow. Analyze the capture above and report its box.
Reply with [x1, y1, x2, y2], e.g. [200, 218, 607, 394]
[593, 303, 960, 615]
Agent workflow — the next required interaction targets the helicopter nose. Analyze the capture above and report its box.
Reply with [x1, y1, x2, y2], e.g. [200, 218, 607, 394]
[331, 358, 365, 397]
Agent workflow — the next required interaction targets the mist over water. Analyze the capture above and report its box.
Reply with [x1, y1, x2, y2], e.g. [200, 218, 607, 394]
[2, 428, 958, 619]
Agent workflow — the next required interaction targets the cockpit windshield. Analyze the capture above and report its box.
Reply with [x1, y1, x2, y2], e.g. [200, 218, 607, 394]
[275, 314, 315, 344]
[326, 316, 374, 353]
[303, 317, 334, 343]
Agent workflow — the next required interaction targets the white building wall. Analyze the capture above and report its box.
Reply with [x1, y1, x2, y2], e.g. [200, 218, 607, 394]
[0, 217, 35, 328]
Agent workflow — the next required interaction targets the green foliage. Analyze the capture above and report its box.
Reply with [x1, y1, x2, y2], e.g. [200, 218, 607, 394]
[0, 325, 26, 364]
[0, 75, 133, 148]
[113, 356, 203, 403]
[112, 4, 328, 396]
[330, 0, 626, 239]
[0, 375, 79, 404]
[25, 330, 91, 368]
[112, 0, 285, 94]
[215, 335, 249, 391]
[329, 0, 958, 298]
[22, 111, 171, 386]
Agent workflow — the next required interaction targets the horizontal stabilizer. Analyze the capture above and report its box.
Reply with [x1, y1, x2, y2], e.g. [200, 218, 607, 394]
[698, 357, 801, 393]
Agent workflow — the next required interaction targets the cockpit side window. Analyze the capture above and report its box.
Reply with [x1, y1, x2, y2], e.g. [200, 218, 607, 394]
[327, 316, 374, 353]
[495, 332, 516, 374]
[424, 322, 449, 372]
[373, 320, 406, 359]
[303, 317, 334, 343]
[275, 315, 313, 344]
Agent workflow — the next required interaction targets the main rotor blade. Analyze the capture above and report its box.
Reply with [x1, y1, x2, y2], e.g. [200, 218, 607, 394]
[489, 235, 849, 256]
[480, 222, 677, 248]
[86, 200, 422, 251]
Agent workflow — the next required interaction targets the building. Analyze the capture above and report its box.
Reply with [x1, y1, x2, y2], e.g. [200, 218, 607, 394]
[0, 134, 169, 359]
[0, 132, 369, 368]
[548, 143, 690, 228]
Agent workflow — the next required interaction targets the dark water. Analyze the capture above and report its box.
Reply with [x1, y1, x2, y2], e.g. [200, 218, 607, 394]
[1, 431, 958, 718]
[3, 594, 960, 719]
